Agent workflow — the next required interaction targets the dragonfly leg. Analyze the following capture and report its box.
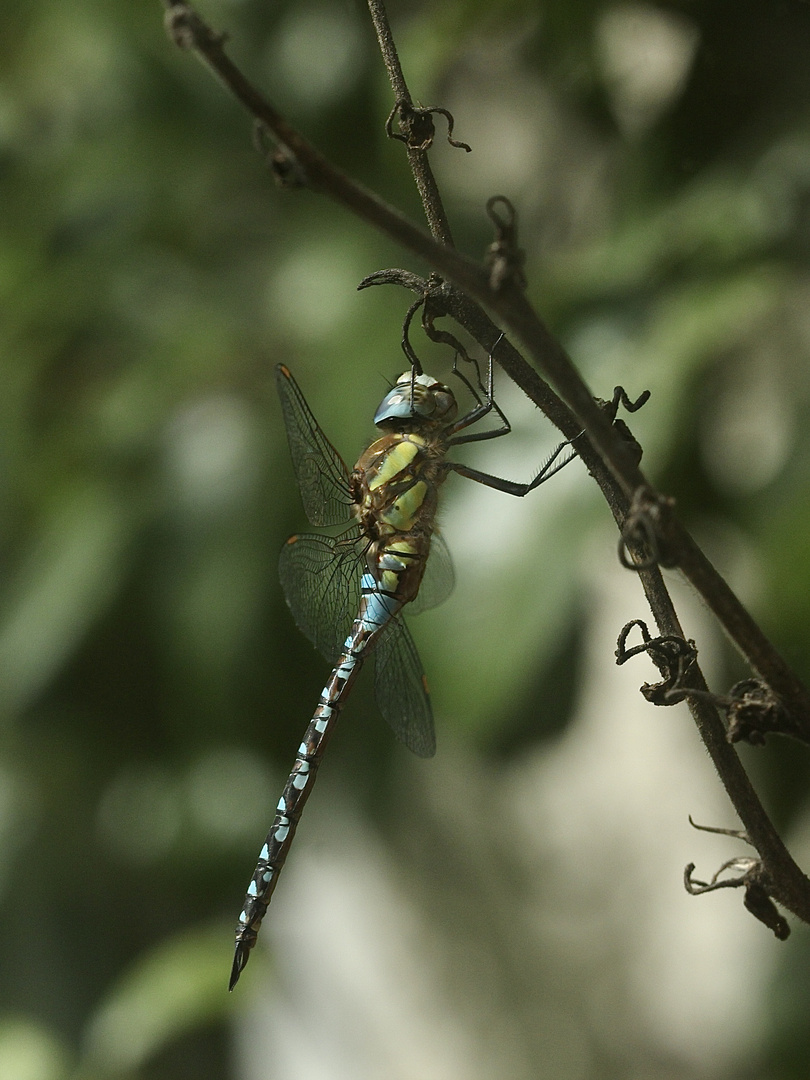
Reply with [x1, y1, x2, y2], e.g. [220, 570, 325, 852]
[448, 437, 577, 496]
[445, 350, 513, 445]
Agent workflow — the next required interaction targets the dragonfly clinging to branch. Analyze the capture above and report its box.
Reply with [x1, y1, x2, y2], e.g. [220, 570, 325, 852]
[230, 357, 576, 989]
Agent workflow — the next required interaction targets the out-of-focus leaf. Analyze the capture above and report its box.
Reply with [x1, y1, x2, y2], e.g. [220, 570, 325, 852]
[81, 925, 240, 1076]
[0, 482, 139, 721]
[543, 170, 788, 302]
[0, 1018, 69, 1080]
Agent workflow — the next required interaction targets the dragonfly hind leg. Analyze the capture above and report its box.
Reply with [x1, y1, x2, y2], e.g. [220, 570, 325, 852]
[447, 437, 577, 496]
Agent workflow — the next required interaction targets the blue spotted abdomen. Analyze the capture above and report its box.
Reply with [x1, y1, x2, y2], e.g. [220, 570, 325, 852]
[232, 590, 395, 975]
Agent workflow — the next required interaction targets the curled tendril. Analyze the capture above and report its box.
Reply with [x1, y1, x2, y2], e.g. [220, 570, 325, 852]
[608, 386, 651, 416]
[385, 101, 471, 152]
[615, 619, 697, 705]
[619, 486, 677, 571]
[725, 678, 791, 746]
[684, 835, 790, 941]
[485, 195, 526, 291]
[595, 386, 651, 466]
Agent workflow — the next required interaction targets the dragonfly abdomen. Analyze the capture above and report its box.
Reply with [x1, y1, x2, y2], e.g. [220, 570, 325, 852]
[230, 585, 403, 989]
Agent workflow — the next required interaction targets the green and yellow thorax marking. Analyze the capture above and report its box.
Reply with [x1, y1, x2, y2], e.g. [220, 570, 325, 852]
[379, 480, 428, 532]
[367, 434, 428, 492]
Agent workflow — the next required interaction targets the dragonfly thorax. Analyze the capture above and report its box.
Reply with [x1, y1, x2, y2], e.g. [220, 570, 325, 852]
[373, 372, 457, 430]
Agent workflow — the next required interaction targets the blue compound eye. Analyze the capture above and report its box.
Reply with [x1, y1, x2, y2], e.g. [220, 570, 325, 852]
[373, 374, 457, 426]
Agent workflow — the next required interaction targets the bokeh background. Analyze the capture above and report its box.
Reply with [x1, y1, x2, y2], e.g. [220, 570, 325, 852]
[3, 1, 810, 1078]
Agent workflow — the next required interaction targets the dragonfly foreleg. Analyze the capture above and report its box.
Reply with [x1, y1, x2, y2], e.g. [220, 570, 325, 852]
[445, 350, 512, 446]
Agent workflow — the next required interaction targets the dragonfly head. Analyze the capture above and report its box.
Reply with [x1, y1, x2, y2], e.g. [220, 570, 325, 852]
[373, 372, 458, 430]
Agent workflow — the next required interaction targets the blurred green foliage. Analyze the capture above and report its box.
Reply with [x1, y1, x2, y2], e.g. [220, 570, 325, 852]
[2, 1, 810, 1078]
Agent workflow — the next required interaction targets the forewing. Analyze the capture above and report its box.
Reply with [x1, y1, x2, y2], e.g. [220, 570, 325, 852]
[409, 530, 455, 615]
[275, 364, 353, 527]
[278, 534, 361, 664]
[373, 618, 436, 758]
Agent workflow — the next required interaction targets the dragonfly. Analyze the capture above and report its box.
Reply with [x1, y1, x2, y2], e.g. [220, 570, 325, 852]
[230, 357, 575, 989]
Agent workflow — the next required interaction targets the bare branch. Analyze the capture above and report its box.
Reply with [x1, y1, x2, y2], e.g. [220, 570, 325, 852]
[163, 0, 810, 928]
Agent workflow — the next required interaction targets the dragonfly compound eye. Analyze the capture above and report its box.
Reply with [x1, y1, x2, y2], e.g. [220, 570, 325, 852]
[373, 374, 458, 426]
[430, 388, 457, 423]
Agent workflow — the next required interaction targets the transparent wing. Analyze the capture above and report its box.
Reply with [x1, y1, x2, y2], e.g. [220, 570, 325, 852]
[409, 530, 455, 615]
[278, 533, 361, 664]
[275, 364, 354, 527]
[373, 618, 436, 759]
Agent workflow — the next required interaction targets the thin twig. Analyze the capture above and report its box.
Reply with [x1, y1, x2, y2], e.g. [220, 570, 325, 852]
[367, 0, 455, 246]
